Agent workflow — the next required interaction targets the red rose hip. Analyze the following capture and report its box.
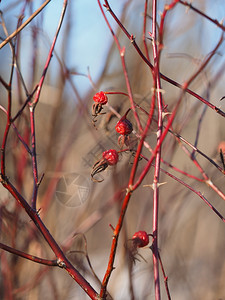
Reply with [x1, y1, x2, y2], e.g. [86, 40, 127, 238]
[93, 91, 108, 105]
[102, 149, 119, 165]
[132, 231, 149, 248]
[115, 118, 133, 135]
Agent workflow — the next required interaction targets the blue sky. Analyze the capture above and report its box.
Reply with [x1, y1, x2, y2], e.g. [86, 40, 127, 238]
[0, 0, 125, 99]
[1, 1, 225, 103]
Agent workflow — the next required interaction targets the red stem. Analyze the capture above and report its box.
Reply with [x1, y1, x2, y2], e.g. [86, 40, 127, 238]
[29, 106, 39, 208]
[158, 251, 171, 300]
[157, 165, 225, 222]
[0, 242, 58, 266]
[179, 0, 225, 32]
[0, 179, 99, 299]
[99, 41, 157, 300]
[1, 54, 15, 177]
[29, 0, 68, 209]
[103, 0, 225, 118]
[101, 0, 143, 132]
[151, 0, 164, 297]
[142, 0, 151, 62]
[1, 253, 13, 300]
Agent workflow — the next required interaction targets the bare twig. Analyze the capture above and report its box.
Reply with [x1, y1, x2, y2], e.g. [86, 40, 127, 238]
[0, 0, 51, 49]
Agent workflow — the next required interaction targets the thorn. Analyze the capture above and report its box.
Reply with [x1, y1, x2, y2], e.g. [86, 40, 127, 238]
[103, 4, 109, 11]
[151, 87, 165, 95]
[130, 34, 135, 43]
[37, 173, 45, 187]
[148, 31, 153, 39]
[36, 207, 41, 216]
[126, 184, 133, 194]
[143, 182, 167, 190]
[120, 47, 125, 57]
[219, 149, 225, 171]
[205, 179, 213, 187]
[57, 259, 66, 268]
[219, 17, 224, 25]
[162, 112, 172, 119]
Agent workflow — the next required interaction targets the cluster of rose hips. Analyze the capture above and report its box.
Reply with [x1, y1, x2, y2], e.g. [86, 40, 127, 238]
[91, 91, 133, 182]
[91, 93, 150, 261]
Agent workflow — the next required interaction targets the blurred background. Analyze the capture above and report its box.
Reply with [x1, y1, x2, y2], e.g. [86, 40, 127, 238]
[0, 0, 225, 299]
